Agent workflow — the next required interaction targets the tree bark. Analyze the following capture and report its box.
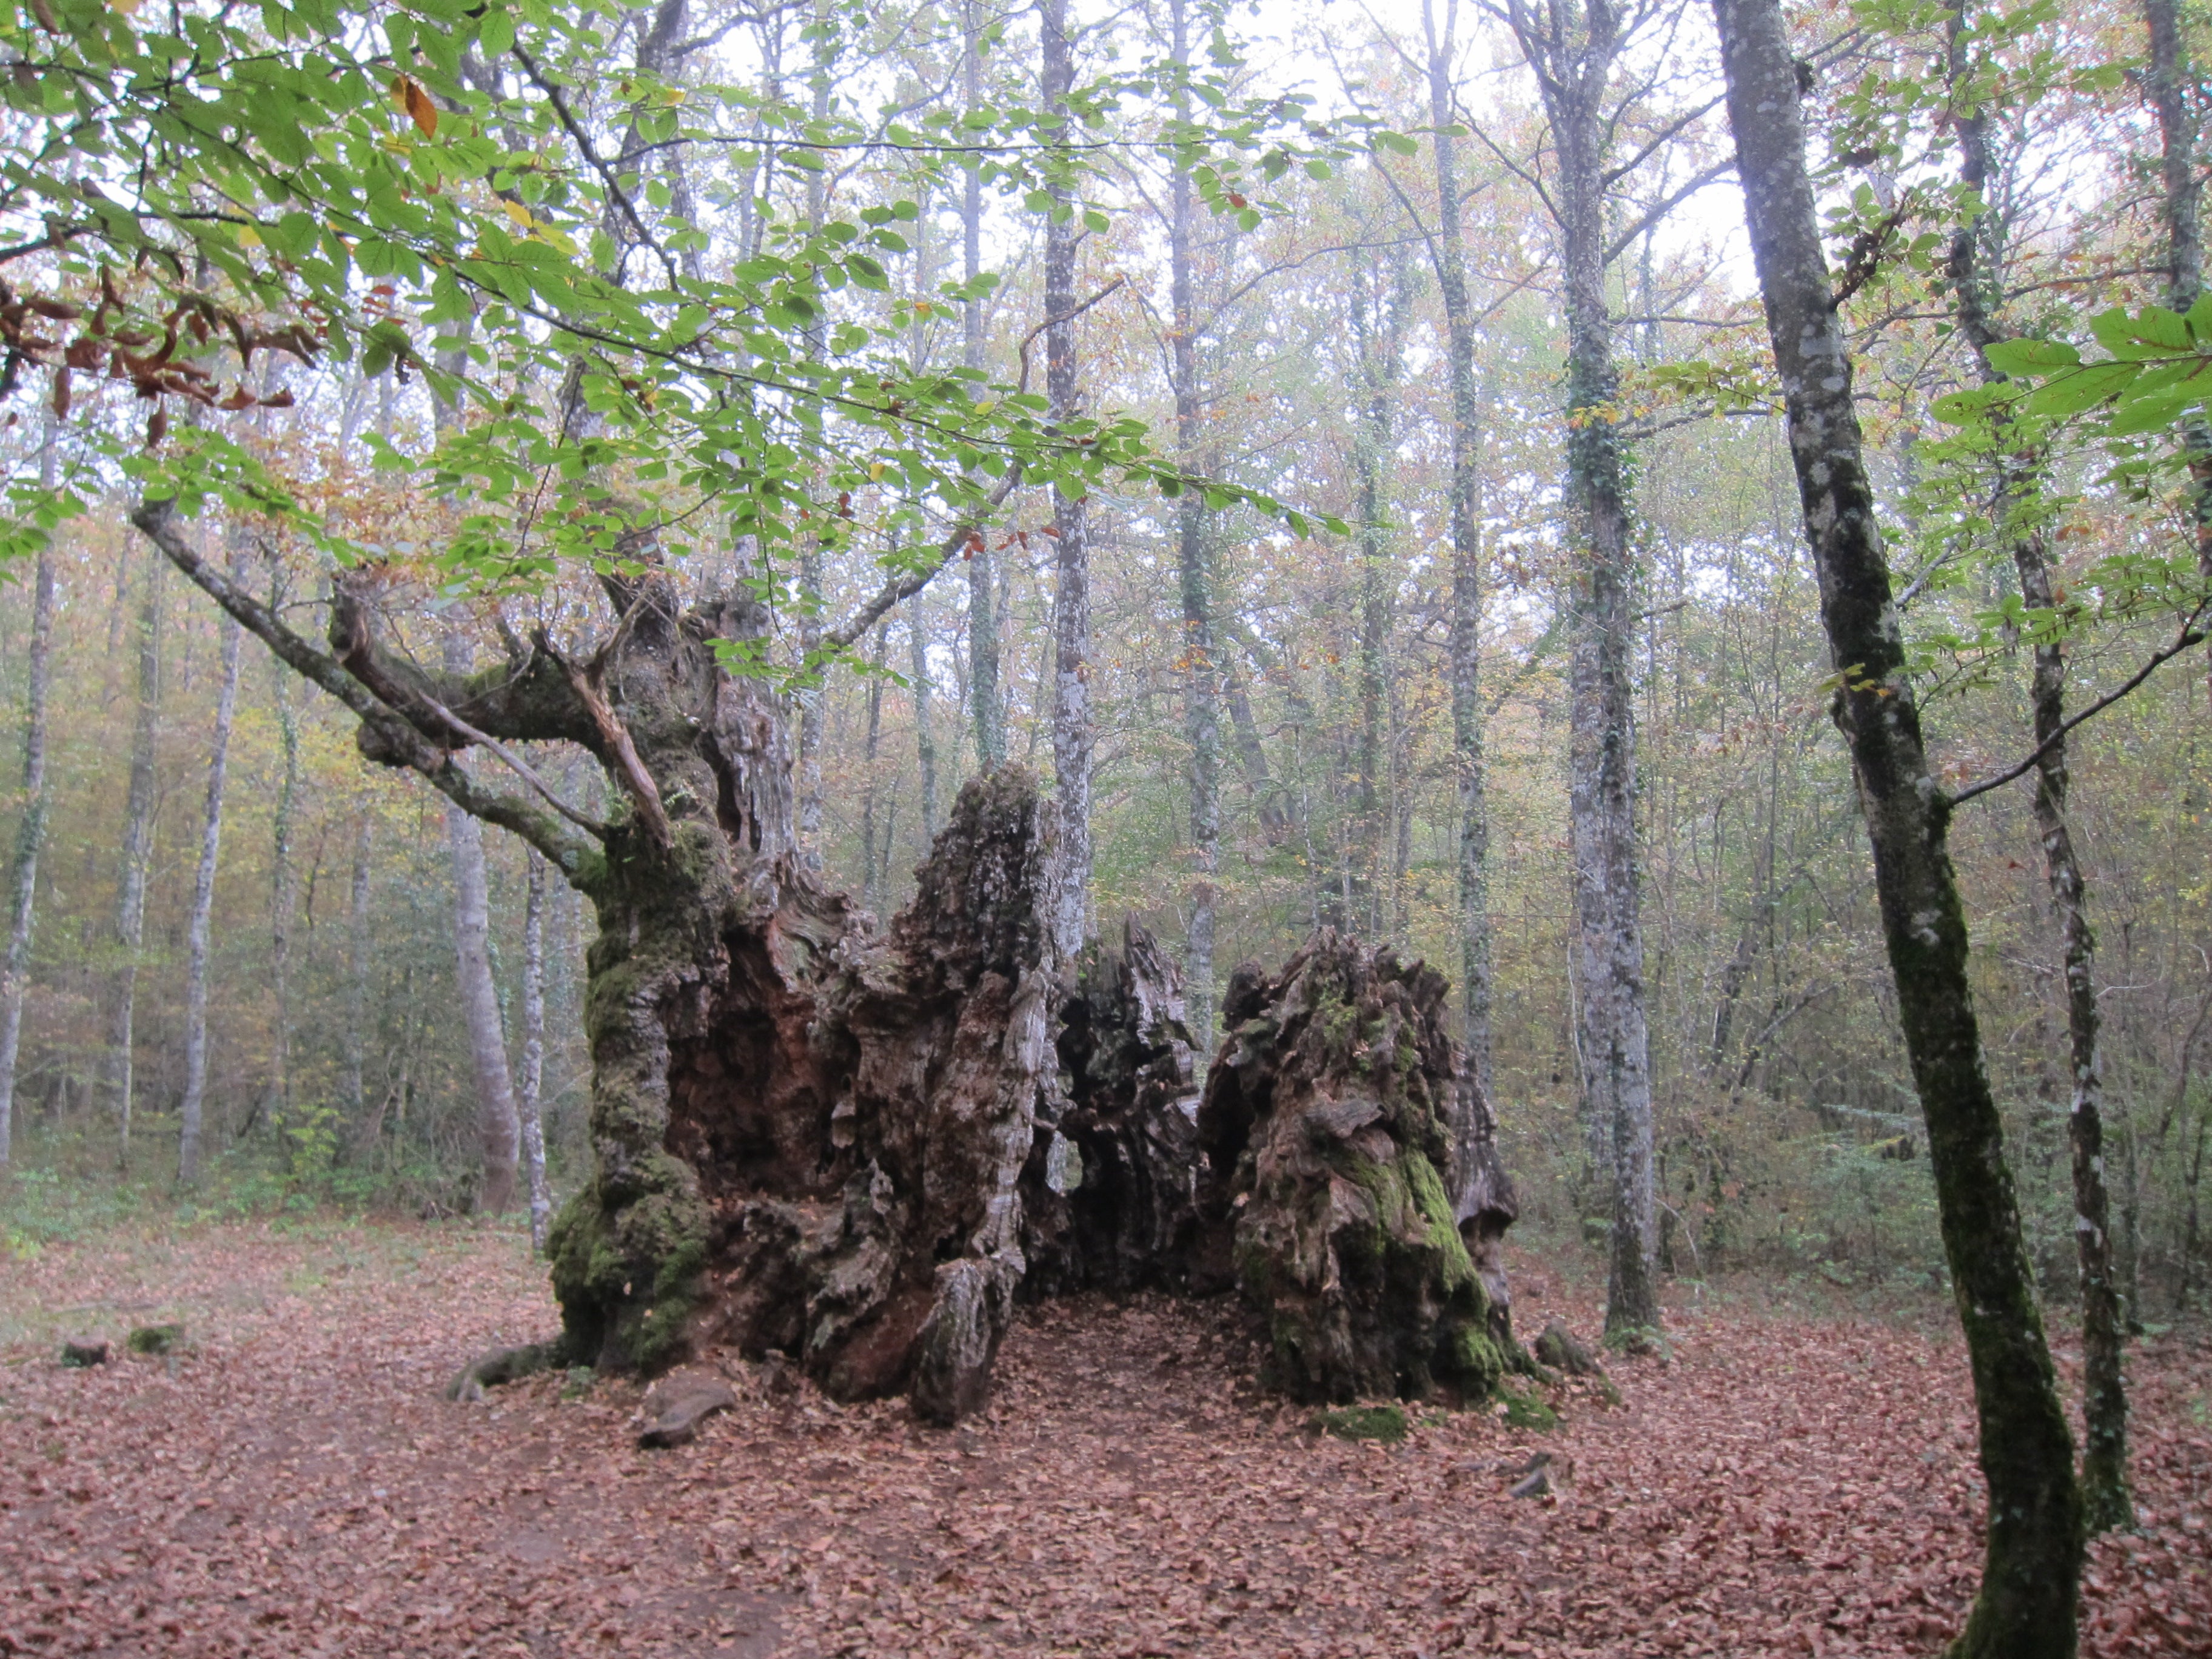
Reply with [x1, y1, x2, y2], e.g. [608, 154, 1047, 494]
[106, 541, 162, 1171]
[343, 817, 373, 1125]
[268, 580, 301, 1136]
[1347, 247, 1407, 940]
[444, 630, 522, 1214]
[1505, 0, 1658, 1332]
[2143, 0, 2212, 698]
[1041, 0, 1093, 961]
[0, 426, 59, 1171]
[1423, 0, 1496, 1105]
[909, 595, 940, 844]
[1713, 0, 2083, 1647]
[1169, 0, 1221, 1040]
[1945, 5, 2130, 1532]
[1195, 932, 1518, 1401]
[860, 620, 889, 914]
[521, 848, 552, 1252]
[178, 538, 249, 1185]
[962, 0, 1004, 774]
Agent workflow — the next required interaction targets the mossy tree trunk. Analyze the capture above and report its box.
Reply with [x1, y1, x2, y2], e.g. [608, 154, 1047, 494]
[1195, 932, 1517, 1403]
[1712, 1, 2084, 1649]
[132, 504, 1064, 1425]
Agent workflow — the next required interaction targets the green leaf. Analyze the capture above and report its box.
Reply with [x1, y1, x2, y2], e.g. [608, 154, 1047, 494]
[1981, 336, 2079, 378]
[2018, 361, 2138, 417]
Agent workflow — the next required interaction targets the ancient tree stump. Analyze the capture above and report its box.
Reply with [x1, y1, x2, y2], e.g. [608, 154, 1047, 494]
[1194, 931, 1519, 1404]
[553, 768, 1061, 1426]
[1023, 921, 1204, 1295]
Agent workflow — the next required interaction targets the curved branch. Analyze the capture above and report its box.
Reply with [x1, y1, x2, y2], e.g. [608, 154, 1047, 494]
[1948, 604, 2211, 809]
[131, 499, 599, 878]
[825, 464, 1024, 651]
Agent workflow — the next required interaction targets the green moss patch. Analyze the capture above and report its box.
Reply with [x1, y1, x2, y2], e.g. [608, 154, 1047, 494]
[126, 1323, 184, 1355]
[1310, 1403, 1409, 1444]
[1499, 1386, 1559, 1432]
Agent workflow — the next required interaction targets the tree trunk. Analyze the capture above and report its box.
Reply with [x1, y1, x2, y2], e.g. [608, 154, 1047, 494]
[1423, 0, 1496, 1105]
[521, 848, 552, 1253]
[106, 543, 163, 1171]
[269, 584, 302, 1136]
[1347, 250, 1406, 940]
[0, 425, 59, 1171]
[343, 817, 373, 1125]
[1945, 7, 2130, 1531]
[443, 631, 522, 1214]
[1712, 1, 2083, 1647]
[860, 620, 888, 914]
[1194, 932, 1518, 1401]
[178, 539, 250, 1185]
[1169, 0, 1221, 1040]
[1024, 920, 1203, 1295]
[1507, 0, 1658, 1332]
[910, 595, 940, 843]
[963, 0, 1004, 774]
[1041, 0, 1093, 961]
[2143, 0, 2212, 697]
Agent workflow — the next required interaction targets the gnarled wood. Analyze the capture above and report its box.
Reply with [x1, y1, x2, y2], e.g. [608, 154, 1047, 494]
[1023, 921, 1204, 1295]
[1194, 932, 1516, 1403]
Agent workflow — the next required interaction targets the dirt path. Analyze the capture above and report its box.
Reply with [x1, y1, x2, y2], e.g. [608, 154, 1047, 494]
[0, 1220, 2204, 1657]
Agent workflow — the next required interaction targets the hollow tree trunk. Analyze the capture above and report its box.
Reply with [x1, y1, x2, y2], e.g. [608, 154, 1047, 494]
[106, 546, 162, 1171]
[1712, 0, 2083, 1648]
[1041, 0, 1093, 962]
[179, 539, 250, 1185]
[1195, 931, 1517, 1401]
[1946, 4, 2130, 1532]
[0, 426, 59, 1171]
[1024, 920, 1203, 1295]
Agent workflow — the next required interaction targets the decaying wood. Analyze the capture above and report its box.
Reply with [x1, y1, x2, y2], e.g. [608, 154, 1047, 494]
[1023, 920, 1204, 1296]
[1193, 931, 1518, 1403]
[135, 494, 1520, 1428]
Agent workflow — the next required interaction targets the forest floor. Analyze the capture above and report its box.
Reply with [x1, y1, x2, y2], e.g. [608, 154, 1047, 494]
[0, 1217, 2206, 1659]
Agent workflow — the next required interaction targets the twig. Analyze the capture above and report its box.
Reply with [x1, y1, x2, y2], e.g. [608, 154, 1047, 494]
[1947, 603, 2211, 808]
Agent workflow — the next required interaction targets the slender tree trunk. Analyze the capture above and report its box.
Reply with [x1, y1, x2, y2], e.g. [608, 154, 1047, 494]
[910, 596, 940, 843]
[1169, 0, 1219, 1037]
[1946, 7, 2130, 1532]
[861, 620, 888, 914]
[268, 600, 301, 1136]
[1509, 0, 1658, 1329]
[1424, 0, 1496, 1105]
[1714, 1, 2083, 1647]
[2143, 0, 2212, 698]
[443, 631, 521, 1212]
[520, 848, 551, 1252]
[1042, 0, 1092, 960]
[343, 817, 372, 1124]
[964, 0, 1003, 774]
[178, 539, 250, 1185]
[107, 546, 163, 1171]
[0, 425, 59, 1171]
[795, 34, 833, 864]
[1349, 252, 1398, 940]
